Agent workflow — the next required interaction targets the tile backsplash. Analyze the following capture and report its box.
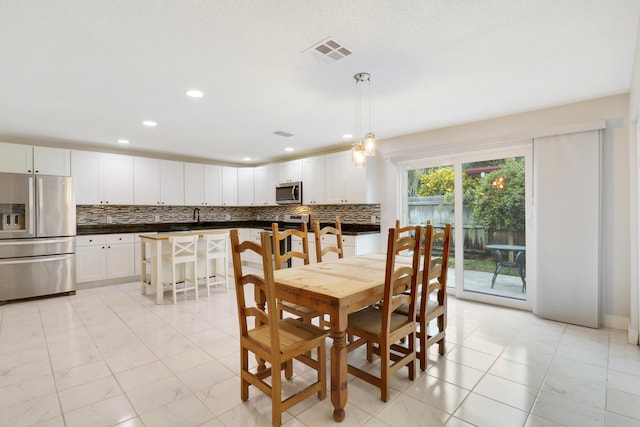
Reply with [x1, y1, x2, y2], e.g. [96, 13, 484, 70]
[77, 204, 381, 225]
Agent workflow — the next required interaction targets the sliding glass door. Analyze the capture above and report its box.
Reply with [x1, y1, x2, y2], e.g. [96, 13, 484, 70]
[402, 145, 532, 309]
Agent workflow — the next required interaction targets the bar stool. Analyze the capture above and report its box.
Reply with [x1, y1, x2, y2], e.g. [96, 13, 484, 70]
[203, 231, 229, 295]
[166, 234, 199, 304]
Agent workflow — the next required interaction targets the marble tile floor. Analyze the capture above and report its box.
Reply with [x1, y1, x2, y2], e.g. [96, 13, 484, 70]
[1, 280, 639, 427]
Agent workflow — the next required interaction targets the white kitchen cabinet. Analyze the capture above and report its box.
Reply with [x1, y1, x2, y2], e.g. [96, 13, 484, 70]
[278, 159, 302, 183]
[0, 142, 70, 175]
[72, 150, 134, 205]
[291, 232, 315, 267]
[222, 166, 237, 206]
[133, 158, 183, 205]
[184, 163, 222, 206]
[203, 164, 222, 205]
[183, 162, 204, 206]
[76, 234, 135, 282]
[33, 146, 71, 176]
[248, 229, 263, 264]
[133, 157, 161, 205]
[325, 151, 367, 204]
[302, 156, 326, 204]
[0, 142, 32, 173]
[76, 235, 107, 282]
[160, 160, 184, 205]
[253, 164, 278, 205]
[237, 167, 255, 206]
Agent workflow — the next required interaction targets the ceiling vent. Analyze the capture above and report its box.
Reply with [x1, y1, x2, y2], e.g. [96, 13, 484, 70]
[274, 130, 294, 137]
[305, 36, 352, 63]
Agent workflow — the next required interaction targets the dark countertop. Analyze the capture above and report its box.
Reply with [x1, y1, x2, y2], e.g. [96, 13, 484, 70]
[77, 220, 380, 236]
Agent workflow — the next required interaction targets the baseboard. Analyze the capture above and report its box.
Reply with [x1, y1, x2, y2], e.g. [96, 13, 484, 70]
[604, 314, 629, 330]
[629, 326, 640, 345]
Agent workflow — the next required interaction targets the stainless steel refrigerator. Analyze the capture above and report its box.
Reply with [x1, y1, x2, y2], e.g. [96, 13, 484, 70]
[0, 172, 76, 303]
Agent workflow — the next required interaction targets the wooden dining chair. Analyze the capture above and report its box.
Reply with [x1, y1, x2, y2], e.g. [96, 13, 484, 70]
[272, 223, 324, 326]
[312, 220, 343, 263]
[345, 225, 422, 402]
[395, 222, 452, 370]
[229, 229, 329, 427]
[165, 234, 199, 304]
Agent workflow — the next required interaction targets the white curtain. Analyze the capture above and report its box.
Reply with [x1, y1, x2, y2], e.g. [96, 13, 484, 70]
[533, 130, 602, 328]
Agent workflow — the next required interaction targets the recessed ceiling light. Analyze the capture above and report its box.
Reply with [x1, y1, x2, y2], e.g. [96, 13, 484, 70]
[117, 139, 130, 144]
[243, 157, 251, 161]
[343, 134, 353, 139]
[142, 120, 157, 127]
[185, 89, 204, 98]
[285, 147, 294, 152]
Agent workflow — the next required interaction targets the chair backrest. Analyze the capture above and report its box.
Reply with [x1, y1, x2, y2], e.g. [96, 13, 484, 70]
[230, 229, 280, 348]
[168, 234, 198, 262]
[204, 231, 228, 258]
[394, 220, 420, 256]
[312, 220, 343, 262]
[423, 223, 452, 286]
[272, 222, 310, 270]
[381, 225, 422, 334]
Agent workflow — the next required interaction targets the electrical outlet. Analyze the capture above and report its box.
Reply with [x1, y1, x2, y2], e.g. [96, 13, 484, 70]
[154, 215, 160, 222]
[225, 214, 231, 220]
[336, 215, 340, 221]
[106, 215, 112, 224]
[371, 215, 376, 223]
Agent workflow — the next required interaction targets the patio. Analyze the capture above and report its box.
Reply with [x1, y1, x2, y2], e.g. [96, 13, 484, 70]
[448, 268, 526, 301]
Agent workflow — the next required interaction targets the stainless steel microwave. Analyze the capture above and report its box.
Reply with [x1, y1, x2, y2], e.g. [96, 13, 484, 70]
[276, 181, 302, 204]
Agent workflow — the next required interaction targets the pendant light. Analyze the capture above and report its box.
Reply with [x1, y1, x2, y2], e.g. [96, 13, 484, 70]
[351, 72, 376, 167]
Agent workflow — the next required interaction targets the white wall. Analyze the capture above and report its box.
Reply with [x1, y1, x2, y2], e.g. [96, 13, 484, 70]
[628, 18, 640, 343]
[378, 94, 631, 326]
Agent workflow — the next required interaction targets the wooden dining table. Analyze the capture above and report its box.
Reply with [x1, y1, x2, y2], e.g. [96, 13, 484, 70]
[272, 253, 406, 422]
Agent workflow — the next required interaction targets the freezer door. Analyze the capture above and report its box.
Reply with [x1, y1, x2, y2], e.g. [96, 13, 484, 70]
[0, 253, 75, 302]
[0, 237, 75, 258]
[36, 175, 75, 237]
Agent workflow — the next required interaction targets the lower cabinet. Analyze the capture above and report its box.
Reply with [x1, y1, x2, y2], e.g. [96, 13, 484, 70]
[76, 234, 135, 283]
[291, 233, 380, 265]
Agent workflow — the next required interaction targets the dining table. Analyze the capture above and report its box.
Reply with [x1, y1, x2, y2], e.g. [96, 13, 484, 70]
[139, 230, 227, 304]
[272, 252, 409, 422]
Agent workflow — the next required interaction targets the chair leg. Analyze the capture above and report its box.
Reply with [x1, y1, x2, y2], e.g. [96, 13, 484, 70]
[172, 263, 178, 304]
[272, 367, 282, 427]
[380, 343, 390, 402]
[240, 349, 249, 401]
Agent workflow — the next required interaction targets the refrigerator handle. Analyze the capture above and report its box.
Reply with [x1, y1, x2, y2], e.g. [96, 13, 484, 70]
[28, 175, 35, 235]
[37, 176, 44, 233]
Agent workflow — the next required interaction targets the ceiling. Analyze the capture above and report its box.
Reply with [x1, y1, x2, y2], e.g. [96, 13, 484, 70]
[1, 1, 639, 165]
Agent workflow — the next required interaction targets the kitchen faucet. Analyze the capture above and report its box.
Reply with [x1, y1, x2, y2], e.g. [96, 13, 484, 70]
[193, 207, 201, 224]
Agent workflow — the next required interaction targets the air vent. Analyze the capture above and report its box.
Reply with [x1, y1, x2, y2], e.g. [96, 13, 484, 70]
[305, 36, 352, 63]
[274, 130, 294, 137]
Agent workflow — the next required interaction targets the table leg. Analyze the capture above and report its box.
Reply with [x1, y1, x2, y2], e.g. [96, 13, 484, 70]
[153, 240, 163, 305]
[140, 239, 147, 295]
[330, 307, 348, 422]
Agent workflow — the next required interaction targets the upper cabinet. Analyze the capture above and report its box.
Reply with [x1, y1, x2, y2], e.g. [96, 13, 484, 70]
[324, 151, 369, 204]
[0, 142, 70, 175]
[72, 150, 133, 205]
[221, 166, 237, 206]
[302, 156, 326, 204]
[237, 167, 254, 206]
[160, 160, 184, 205]
[34, 146, 71, 176]
[254, 164, 278, 206]
[133, 158, 184, 205]
[184, 163, 222, 206]
[183, 162, 203, 206]
[203, 164, 222, 205]
[278, 159, 302, 183]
